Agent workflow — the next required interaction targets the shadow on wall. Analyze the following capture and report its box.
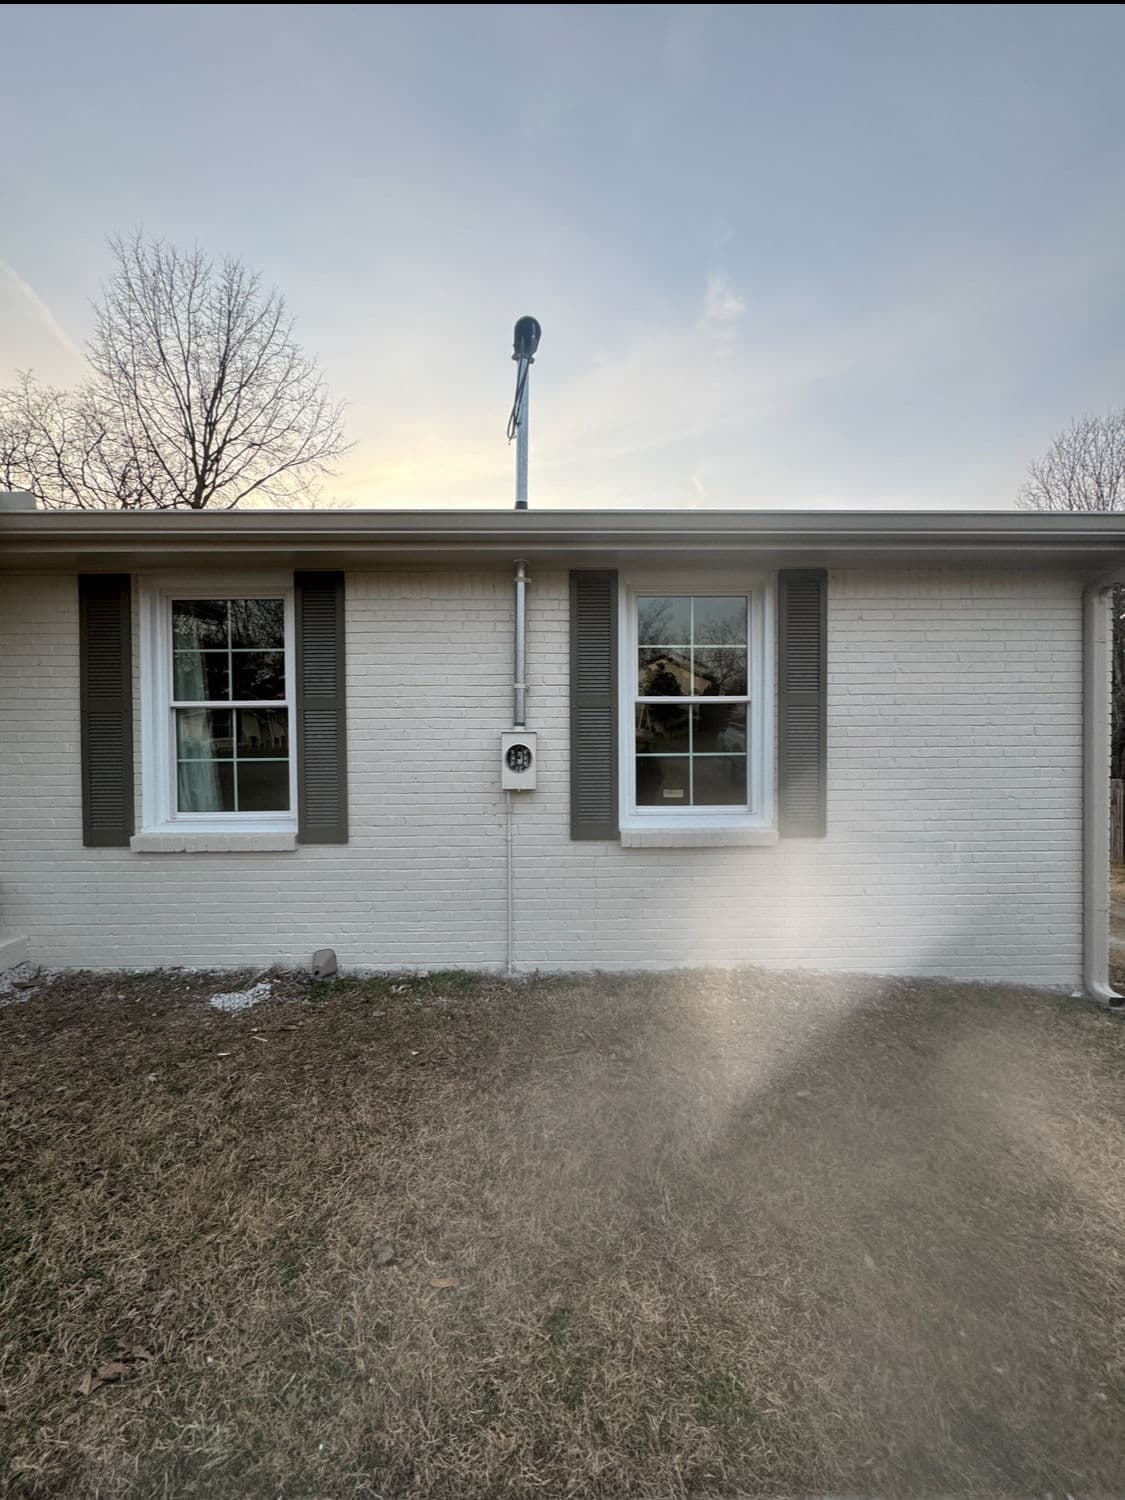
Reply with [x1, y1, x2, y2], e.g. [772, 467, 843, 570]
[579, 843, 1080, 987]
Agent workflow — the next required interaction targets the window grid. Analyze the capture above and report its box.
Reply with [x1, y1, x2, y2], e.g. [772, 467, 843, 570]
[170, 598, 291, 816]
[635, 595, 751, 810]
[174, 714, 290, 815]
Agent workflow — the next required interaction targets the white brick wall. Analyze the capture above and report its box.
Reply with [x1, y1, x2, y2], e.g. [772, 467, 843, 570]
[0, 564, 1083, 985]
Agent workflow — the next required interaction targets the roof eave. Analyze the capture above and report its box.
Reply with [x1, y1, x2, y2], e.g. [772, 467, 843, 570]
[4, 508, 1125, 572]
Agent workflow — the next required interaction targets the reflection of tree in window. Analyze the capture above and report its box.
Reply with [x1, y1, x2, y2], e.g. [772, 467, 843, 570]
[229, 599, 284, 648]
[646, 660, 683, 696]
[637, 598, 686, 645]
[696, 649, 745, 696]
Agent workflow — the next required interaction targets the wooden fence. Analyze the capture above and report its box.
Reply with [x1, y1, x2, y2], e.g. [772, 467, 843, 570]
[1113, 778, 1124, 865]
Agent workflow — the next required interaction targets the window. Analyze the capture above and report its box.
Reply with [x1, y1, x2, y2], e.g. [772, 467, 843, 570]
[140, 580, 297, 834]
[172, 599, 291, 814]
[621, 580, 773, 829]
[636, 594, 749, 808]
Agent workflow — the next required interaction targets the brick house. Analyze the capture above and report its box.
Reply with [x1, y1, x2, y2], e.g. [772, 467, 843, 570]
[1, 495, 1123, 997]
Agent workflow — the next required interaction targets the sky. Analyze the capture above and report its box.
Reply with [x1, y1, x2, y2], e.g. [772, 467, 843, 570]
[3, 3, 1125, 512]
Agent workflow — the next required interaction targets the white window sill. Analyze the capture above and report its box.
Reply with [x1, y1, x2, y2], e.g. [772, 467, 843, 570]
[130, 833, 298, 854]
[620, 826, 780, 849]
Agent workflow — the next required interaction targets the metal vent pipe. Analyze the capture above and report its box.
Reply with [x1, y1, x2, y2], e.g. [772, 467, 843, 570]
[513, 559, 528, 728]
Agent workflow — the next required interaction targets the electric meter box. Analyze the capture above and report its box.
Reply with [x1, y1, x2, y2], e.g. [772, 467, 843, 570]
[501, 730, 537, 790]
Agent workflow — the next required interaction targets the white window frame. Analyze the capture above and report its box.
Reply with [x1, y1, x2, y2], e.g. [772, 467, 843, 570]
[138, 574, 298, 836]
[618, 573, 775, 833]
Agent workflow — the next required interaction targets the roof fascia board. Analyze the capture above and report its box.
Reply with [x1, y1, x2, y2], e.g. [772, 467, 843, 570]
[5, 510, 1125, 569]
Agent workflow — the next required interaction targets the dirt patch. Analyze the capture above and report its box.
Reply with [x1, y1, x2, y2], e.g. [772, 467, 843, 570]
[2, 966, 1123, 1498]
[0, 964, 40, 1009]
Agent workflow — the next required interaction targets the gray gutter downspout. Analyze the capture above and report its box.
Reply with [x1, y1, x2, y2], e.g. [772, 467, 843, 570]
[1083, 576, 1125, 1006]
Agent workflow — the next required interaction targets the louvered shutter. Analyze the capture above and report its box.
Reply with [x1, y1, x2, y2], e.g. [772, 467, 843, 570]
[570, 570, 619, 840]
[295, 571, 348, 844]
[79, 574, 135, 847]
[778, 569, 827, 837]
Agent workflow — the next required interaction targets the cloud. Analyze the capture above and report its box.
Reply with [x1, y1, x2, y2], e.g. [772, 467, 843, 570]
[0, 260, 83, 360]
[698, 272, 747, 342]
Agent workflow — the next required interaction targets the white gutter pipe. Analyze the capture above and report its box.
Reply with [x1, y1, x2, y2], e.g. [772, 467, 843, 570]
[1082, 575, 1125, 1006]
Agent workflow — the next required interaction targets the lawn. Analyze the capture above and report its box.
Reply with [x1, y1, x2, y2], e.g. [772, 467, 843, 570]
[2, 965, 1124, 1499]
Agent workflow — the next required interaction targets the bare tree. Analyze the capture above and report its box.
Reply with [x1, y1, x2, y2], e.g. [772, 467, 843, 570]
[0, 234, 348, 510]
[0, 372, 175, 510]
[1018, 411, 1125, 513]
[1018, 411, 1125, 780]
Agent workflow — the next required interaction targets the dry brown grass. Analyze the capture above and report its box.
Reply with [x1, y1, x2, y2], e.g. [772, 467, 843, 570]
[2, 964, 1124, 1499]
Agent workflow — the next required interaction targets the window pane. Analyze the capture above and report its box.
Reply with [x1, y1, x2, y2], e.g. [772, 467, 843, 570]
[237, 708, 289, 757]
[635, 703, 690, 754]
[636, 755, 690, 806]
[230, 598, 284, 649]
[176, 709, 233, 759]
[693, 703, 746, 752]
[693, 647, 747, 697]
[639, 649, 691, 697]
[231, 650, 285, 700]
[693, 596, 747, 646]
[637, 596, 690, 645]
[172, 600, 228, 648]
[693, 755, 747, 805]
[237, 759, 290, 812]
[177, 759, 235, 812]
[173, 650, 229, 701]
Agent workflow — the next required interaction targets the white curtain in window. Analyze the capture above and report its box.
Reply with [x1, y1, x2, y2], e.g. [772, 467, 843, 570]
[178, 752, 223, 812]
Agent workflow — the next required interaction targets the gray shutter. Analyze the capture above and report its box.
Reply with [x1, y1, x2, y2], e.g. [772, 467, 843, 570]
[295, 571, 348, 844]
[78, 574, 134, 848]
[778, 569, 827, 837]
[570, 570, 619, 840]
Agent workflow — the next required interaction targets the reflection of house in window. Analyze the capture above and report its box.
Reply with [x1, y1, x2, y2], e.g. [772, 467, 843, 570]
[240, 708, 288, 753]
[640, 651, 718, 696]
